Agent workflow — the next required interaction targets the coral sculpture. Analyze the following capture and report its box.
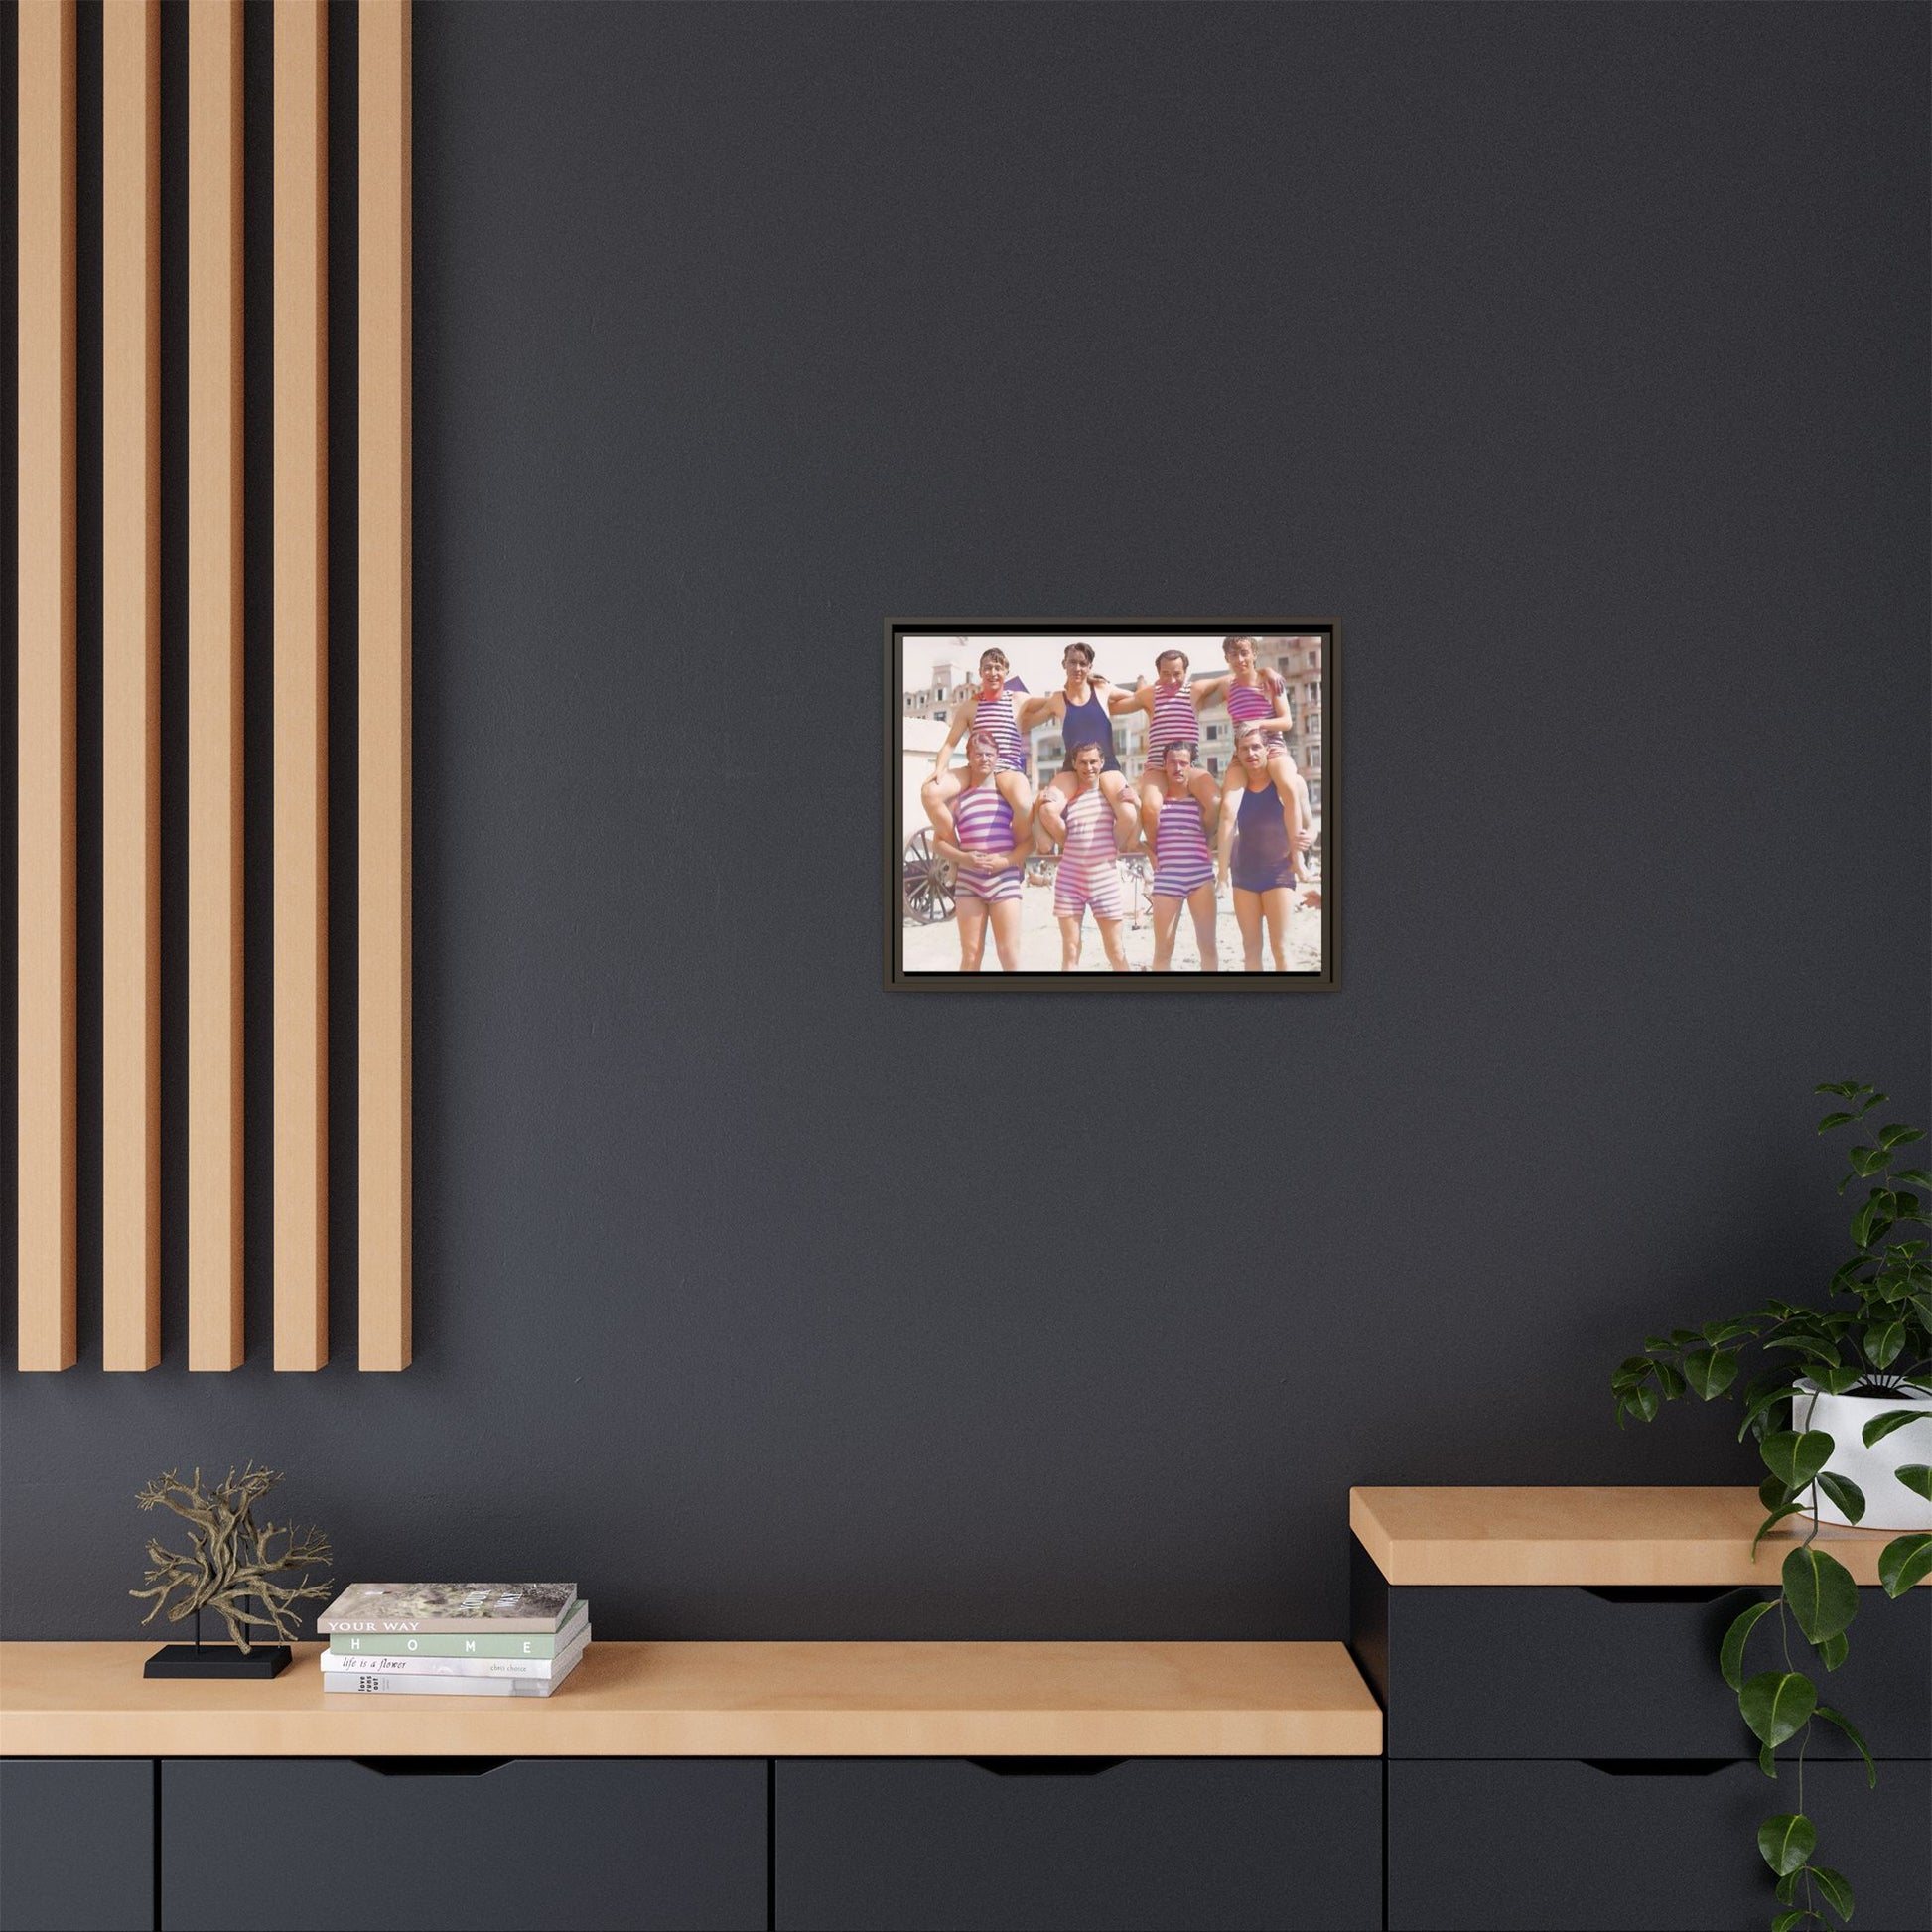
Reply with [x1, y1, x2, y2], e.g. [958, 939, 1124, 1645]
[131, 1465, 334, 1652]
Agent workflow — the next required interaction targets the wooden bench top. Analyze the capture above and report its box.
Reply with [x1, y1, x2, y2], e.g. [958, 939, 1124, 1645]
[1350, 1486, 1925, 1587]
[0, 1640, 1383, 1758]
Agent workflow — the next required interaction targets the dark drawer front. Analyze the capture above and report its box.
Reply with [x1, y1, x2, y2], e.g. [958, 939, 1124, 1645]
[1388, 1758, 1932, 1931]
[0, 1760, 153, 1932]
[774, 1757, 1379, 1932]
[161, 1758, 765, 1931]
[1353, 1541, 1932, 1759]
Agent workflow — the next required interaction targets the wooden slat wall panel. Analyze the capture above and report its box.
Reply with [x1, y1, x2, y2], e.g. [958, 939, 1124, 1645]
[16, 0, 78, 1372]
[101, 0, 162, 1371]
[187, 0, 245, 1369]
[273, 0, 328, 1370]
[358, 0, 412, 1369]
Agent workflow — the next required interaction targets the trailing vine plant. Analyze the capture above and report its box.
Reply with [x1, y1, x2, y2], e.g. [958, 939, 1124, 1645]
[1611, 1082, 1932, 1932]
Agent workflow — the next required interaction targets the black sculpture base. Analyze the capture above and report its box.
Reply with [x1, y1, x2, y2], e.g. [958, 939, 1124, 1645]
[145, 1643, 292, 1679]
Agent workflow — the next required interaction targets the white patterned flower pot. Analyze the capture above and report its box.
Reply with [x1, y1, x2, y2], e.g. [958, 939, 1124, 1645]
[1794, 1379, 1932, 1532]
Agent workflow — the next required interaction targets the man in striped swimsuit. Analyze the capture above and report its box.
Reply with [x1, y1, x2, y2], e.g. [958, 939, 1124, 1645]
[1102, 648, 1223, 832]
[933, 728, 1034, 971]
[921, 647, 1035, 850]
[1036, 741, 1139, 971]
[1143, 742, 1222, 972]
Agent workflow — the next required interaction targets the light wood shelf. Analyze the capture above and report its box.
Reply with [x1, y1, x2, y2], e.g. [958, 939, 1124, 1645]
[1351, 1486, 1929, 1587]
[0, 1641, 1379, 1759]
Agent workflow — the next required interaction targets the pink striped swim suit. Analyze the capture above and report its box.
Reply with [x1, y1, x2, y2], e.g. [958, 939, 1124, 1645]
[1052, 785, 1125, 920]
[1152, 795, 1214, 898]
[951, 781, 1022, 902]
[1226, 677, 1289, 748]
[1143, 682, 1199, 771]
[971, 689, 1029, 772]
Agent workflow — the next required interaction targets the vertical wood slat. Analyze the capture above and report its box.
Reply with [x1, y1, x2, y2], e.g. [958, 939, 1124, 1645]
[359, 0, 411, 1370]
[188, 0, 244, 1369]
[16, 1, 78, 1371]
[274, 0, 328, 1370]
[101, 0, 162, 1371]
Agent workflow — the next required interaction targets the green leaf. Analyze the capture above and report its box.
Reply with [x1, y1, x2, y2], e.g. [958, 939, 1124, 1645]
[1816, 1472, 1865, 1524]
[1774, 1872, 1801, 1907]
[1894, 1464, 1932, 1502]
[1878, 1123, 1926, 1150]
[1720, 1598, 1776, 1690]
[1816, 1111, 1856, 1131]
[1739, 1380, 1799, 1442]
[1762, 1430, 1835, 1490]
[1850, 1145, 1889, 1176]
[1758, 1813, 1815, 1877]
[1814, 1081, 1858, 1097]
[1813, 1705, 1876, 1787]
[1616, 1383, 1659, 1427]
[1760, 1474, 1795, 1511]
[1702, 1319, 1755, 1345]
[1683, 1347, 1738, 1399]
[1878, 1533, 1932, 1596]
[1864, 1320, 1906, 1369]
[1753, 1502, 1810, 1556]
[1810, 1863, 1855, 1922]
[1653, 1358, 1687, 1400]
[1861, 1408, 1929, 1448]
[1857, 1090, 1888, 1117]
[1759, 1737, 1778, 1777]
[1782, 1547, 1860, 1644]
[1815, 1630, 1848, 1672]
[1853, 1191, 1895, 1249]
[1769, 1907, 1806, 1932]
[1810, 1365, 1865, 1395]
[1893, 1168, 1932, 1190]
[1739, 1670, 1817, 1747]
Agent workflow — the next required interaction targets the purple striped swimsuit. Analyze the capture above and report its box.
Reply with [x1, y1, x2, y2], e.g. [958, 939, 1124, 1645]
[1226, 677, 1288, 748]
[951, 781, 1022, 903]
[1143, 683, 1199, 772]
[1052, 785, 1125, 921]
[971, 688, 1029, 772]
[1152, 795, 1214, 899]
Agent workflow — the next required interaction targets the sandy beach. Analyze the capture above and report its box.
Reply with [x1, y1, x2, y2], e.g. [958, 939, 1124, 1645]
[901, 857, 1321, 975]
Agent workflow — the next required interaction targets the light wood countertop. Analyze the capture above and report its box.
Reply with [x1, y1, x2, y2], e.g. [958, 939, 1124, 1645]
[0, 1640, 1382, 1758]
[1351, 1486, 1928, 1587]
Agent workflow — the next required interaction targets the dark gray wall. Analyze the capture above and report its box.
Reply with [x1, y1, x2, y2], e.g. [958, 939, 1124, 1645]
[3, 1, 1927, 1641]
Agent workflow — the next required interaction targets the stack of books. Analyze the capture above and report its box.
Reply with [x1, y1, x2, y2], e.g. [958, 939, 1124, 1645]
[316, 1584, 590, 1698]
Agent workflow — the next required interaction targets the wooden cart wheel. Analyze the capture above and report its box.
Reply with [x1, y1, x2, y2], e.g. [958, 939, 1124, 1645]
[902, 831, 956, 924]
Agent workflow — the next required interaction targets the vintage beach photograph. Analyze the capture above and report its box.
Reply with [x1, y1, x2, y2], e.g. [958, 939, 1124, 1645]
[887, 623, 1334, 989]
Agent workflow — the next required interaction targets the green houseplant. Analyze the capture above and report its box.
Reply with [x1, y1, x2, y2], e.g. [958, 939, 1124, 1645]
[1611, 1081, 1932, 1932]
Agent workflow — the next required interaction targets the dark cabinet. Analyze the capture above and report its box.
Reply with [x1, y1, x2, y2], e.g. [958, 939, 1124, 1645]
[1350, 1540, 1932, 1761]
[160, 1757, 766, 1931]
[1355, 1535, 1932, 1932]
[1387, 1758, 1932, 1931]
[0, 1760, 153, 1932]
[774, 1756, 1380, 1931]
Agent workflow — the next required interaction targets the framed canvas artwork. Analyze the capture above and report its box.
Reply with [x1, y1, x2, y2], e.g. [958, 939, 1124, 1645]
[886, 621, 1336, 991]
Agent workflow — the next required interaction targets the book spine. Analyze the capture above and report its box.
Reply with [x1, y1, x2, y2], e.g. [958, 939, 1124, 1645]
[319, 1643, 585, 1679]
[323, 1671, 561, 1697]
[328, 1618, 588, 1659]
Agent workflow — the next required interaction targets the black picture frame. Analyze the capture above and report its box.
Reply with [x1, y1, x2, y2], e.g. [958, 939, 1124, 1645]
[886, 620, 1337, 992]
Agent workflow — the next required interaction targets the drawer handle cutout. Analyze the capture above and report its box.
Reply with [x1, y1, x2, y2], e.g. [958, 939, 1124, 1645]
[969, 1758, 1126, 1777]
[352, 1757, 513, 1778]
[1584, 1760, 1735, 1777]
[1580, 1587, 1751, 1605]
